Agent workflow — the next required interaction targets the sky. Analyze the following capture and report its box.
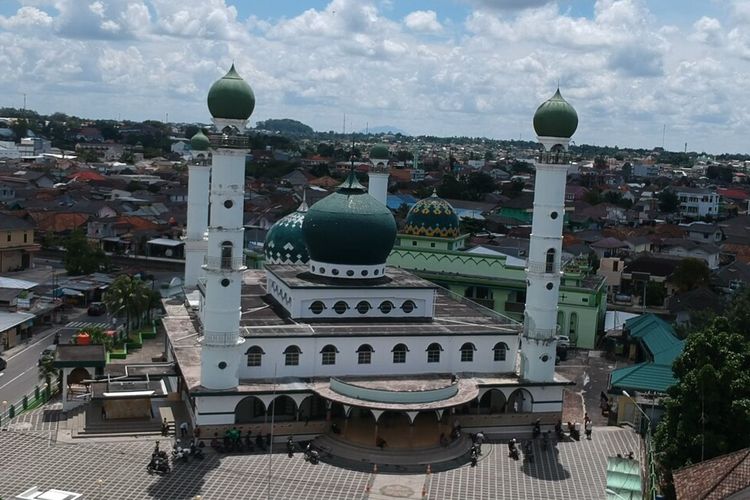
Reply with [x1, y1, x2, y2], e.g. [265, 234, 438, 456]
[0, 0, 748, 153]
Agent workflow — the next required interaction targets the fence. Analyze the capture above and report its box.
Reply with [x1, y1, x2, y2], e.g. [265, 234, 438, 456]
[0, 377, 61, 427]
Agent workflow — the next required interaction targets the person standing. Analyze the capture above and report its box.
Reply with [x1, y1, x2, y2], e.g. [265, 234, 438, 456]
[585, 419, 593, 440]
[179, 421, 188, 438]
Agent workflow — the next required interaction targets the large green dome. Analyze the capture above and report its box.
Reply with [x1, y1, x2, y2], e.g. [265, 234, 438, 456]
[302, 171, 396, 274]
[403, 192, 460, 238]
[264, 201, 309, 265]
[533, 89, 578, 139]
[369, 144, 390, 159]
[190, 129, 210, 151]
[207, 64, 256, 121]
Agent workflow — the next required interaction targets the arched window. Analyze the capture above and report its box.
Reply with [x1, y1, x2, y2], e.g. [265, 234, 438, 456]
[392, 343, 409, 364]
[379, 301, 394, 314]
[557, 310, 565, 334]
[333, 301, 348, 314]
[493, 342, 508, 362]
[283, 345, 301, 366]
[401, 300, 416, 313]
[221, 241, 233, 269]
[309, 301, 325, 315]
[569, 313, 578, 344]
[460, 342, 476, 362]
[246, 345, 264, 367]
[356, 344, 374, 365]
[320, 344, 338, 365]
[546, 248, 556, 273]
[426, 342, 443, 363]
[356, 301, 371, 314]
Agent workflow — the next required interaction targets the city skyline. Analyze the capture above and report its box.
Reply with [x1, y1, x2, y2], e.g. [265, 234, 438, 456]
[1, 0, 749, 153]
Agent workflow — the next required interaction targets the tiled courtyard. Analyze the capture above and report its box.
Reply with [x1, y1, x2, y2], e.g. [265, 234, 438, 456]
[0, 405, 639, 500]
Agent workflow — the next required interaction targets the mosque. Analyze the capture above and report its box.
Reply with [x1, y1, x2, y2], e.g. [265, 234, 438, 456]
[163, 65, 579, 455]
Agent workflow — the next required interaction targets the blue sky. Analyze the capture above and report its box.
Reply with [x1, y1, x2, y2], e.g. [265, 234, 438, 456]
[0, 1, 749, 153]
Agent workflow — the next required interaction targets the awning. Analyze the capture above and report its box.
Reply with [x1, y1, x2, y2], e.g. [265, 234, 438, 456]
[61, 288, 84, 297]
[606, 456, 643, 499]
[147, 238, 184, 247]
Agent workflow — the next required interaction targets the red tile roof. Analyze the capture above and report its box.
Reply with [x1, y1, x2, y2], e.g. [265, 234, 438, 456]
[674, 447, 750, 500]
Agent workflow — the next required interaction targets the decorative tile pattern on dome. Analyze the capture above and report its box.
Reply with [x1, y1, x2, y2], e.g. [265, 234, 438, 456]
[264, 210, 309, 264]
[402, 195, 461, 239]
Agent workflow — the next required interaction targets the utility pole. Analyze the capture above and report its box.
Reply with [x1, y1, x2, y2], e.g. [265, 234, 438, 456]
[661, 124, 665, 149]
[22, 93, 26, 111]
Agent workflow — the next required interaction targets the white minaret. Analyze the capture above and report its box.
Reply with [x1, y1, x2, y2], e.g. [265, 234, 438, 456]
[521, 89, 578, 383]
[184, 130, 211, 288]
[367, 143, 390, 205]
[199, 65, 255, 390]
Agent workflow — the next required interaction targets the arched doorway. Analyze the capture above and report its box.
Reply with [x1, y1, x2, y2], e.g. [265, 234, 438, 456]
[67, 367, 91, 386]
[268, 395, 297, 422]
[377, 411, 412, 449]
[507, 388, 534, 413]
[235, 396, 266, 424]
[339, 407, 375, 446]
[479, 389, 507, 414]
[298, 394, 327, 422]
[412, 412, 441, 448]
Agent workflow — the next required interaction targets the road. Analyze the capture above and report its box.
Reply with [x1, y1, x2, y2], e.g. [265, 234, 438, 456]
[0, 310, 89, 407]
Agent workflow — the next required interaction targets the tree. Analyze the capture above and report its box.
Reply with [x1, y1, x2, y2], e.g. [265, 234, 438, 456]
[38, 356, 61, 394]
[102, 275, 150, 334]
[582, 189, 603, 205]
[671, 258, 710, 292]
[645, 281, 666, 307]
[63, 229, 107, 275]
[655, 314, 750, 496]
[658, 190, 680, 213]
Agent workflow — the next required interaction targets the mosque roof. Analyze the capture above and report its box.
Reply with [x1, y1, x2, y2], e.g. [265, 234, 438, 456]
[533, 89, 578, 139]
[264, 200, 309, 265]
[207, 64, 256, 121]
[402, 192, 461, 239]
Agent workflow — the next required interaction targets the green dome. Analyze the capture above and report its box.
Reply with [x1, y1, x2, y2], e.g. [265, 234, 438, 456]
[533, 89, 578, 139]
[190, 129, 210, 151]
[403, 192, 460, 238]
[369, 144, 390, 159]
[207, 64, 256, 120]
[264, 201, 309, 264]
[302, 171, 397, 267]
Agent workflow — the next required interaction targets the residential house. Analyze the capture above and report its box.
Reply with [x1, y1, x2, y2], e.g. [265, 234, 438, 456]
[667, 287, 723, 325]
[675, 186, 719, 218]
[590, 237, 629, 259]
[712, 260, 750, 294]
[0, 213, 39, 272]
[672, 448, 750, 500]
[655, 238, 720, 270]
[621, 255, 681, 303]
[682, 221, 723, 244]
[597, 257, 624, 296]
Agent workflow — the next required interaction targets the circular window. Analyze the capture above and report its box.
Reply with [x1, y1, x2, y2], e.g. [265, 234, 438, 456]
[546, 282, 554, 290]
[356, 301, 371, 314]
[374, 269, 380, 276]
[319, 267, 325, 274]
[218, 361, 227, 370]
[379, 301, 393, 314]
[401, 300, 415, 313]
[309, 301, 325, 315]
[332, 269, 339, 276]
[540, 354, 550, 363]
[346, 270, 354, 277]
[361, 270, 368, 277]
[224, 200, 233, 209]
[550, 211, 558, 220]
[221, 278, 230, 287]
[311, 265, 316, 272]
[333, 301, 348, 314]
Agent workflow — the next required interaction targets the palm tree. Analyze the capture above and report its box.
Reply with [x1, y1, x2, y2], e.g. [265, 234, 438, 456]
[38, 357, 61, 394]
[102, 275, 150, 334]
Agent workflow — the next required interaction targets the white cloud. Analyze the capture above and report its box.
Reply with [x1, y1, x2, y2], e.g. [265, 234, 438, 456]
[404, 10, 442, 33]
[691, 16, 722, 45]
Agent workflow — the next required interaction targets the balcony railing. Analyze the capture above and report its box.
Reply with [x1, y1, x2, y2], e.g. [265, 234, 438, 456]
[208, 133, 250, 149]
[203, 332, 239, 346]
[523, 325, 559, 341]
[203, 255, 246, 270]
[537, 151, 572, 165]
[504, 301, 526, 313]
[526, 261, 557, 274]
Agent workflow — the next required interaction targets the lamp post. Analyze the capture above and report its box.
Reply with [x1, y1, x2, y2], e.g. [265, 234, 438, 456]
[622, 390, 656, 500]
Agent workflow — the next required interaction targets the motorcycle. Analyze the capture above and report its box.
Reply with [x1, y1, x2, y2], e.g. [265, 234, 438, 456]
[147, 456, 171, 474]
[555, 421, 564, 440]
[508, 440, 519, 461]
[190, 443, 205, 460]
[303, 444, 320, 465]
[172, 445, 189, 463]
[532, 419, 541, 439]
[470, 447, 478, 467]
[287, 437, 295, 458]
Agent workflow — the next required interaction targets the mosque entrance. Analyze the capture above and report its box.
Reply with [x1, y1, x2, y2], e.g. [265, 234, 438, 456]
[330, 408, 447, 449]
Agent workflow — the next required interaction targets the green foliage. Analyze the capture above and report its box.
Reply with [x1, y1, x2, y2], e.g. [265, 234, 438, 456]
[63, 229, 108, 275]
[671, 258, 710, 292]
[102, 275, 151, 333]
[436, 172, 496, 201]
[645, 281, 666, 307]
[316, 143, 335, 157]
[79, 326, 114, 352]
[582, 189, 603, 205]
[255, 118, 314, 135]
[706, 165, 733, 183]
[658, 190, 680, 213]
[77, 149, 101, 162]
[501, 179, 525, 198]
[603, 190, 633, 209]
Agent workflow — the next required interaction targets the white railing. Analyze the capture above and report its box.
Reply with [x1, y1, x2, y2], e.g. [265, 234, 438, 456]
[203, 332, 239, 346]
[526, 260, 557, 274]
[203, 255, 246, 270]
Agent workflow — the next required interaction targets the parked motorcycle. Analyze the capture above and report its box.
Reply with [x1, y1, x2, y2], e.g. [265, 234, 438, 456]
[303, 444, 320, 465]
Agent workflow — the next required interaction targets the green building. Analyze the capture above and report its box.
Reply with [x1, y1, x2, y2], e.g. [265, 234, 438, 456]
[387, 193, 606, 349]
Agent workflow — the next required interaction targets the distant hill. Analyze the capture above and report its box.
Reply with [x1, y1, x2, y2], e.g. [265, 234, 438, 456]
[255, 119, 314, 135]
[361, 125, 409, 135]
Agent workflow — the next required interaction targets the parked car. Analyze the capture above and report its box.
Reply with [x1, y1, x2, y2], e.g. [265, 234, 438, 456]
[555, 335, 571, 348]
[38, 345, 56, 366]
[88, 302, 106, 316]
[0, 357, 6, 371]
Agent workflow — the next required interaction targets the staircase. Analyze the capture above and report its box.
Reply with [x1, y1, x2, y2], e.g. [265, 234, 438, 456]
[69, 402, 165, 440]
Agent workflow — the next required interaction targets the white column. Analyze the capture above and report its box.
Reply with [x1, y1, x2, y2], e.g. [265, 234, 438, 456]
[367, 171, 389, 206]
[184, 163, 210, 288]
[200, 130, 247, 390]
[521, 138, 570, 383]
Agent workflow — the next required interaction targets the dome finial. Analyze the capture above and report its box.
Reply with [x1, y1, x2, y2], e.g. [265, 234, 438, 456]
[207, 64, 255, 121]
[533, 88, 578, 139]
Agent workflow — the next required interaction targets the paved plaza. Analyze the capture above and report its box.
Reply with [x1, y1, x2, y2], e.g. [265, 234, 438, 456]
[0, 403, 639, 500]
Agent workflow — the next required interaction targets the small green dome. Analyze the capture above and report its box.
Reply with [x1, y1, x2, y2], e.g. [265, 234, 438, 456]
[190, 129, 210, 151]
[207, 64, 256, 120]
[264, 201, 309, 265]
[403, 192, 460, 238]
[369, 144, 390, 159]
[533, 89, 578, 139]
[302, 171, 397, 267]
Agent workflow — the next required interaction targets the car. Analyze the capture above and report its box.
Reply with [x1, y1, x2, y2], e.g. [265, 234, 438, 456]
[555, 335, 571, 348]
[88, 302, 106, 316]
[38, 345, 56, 366]
[0, 357, 6, 371]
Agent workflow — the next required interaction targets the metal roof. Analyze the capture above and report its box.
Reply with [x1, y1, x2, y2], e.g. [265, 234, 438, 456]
[610, 362, 677, 393]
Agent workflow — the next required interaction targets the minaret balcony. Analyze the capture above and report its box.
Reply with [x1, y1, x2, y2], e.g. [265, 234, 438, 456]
[203, 331, 240, 346]
[523, 325, 559, 342]
[536, 150, 572, 165]
[203, 255, 246, 271]
[526, 260, 558, 274]
[208, 133, 250, 149]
